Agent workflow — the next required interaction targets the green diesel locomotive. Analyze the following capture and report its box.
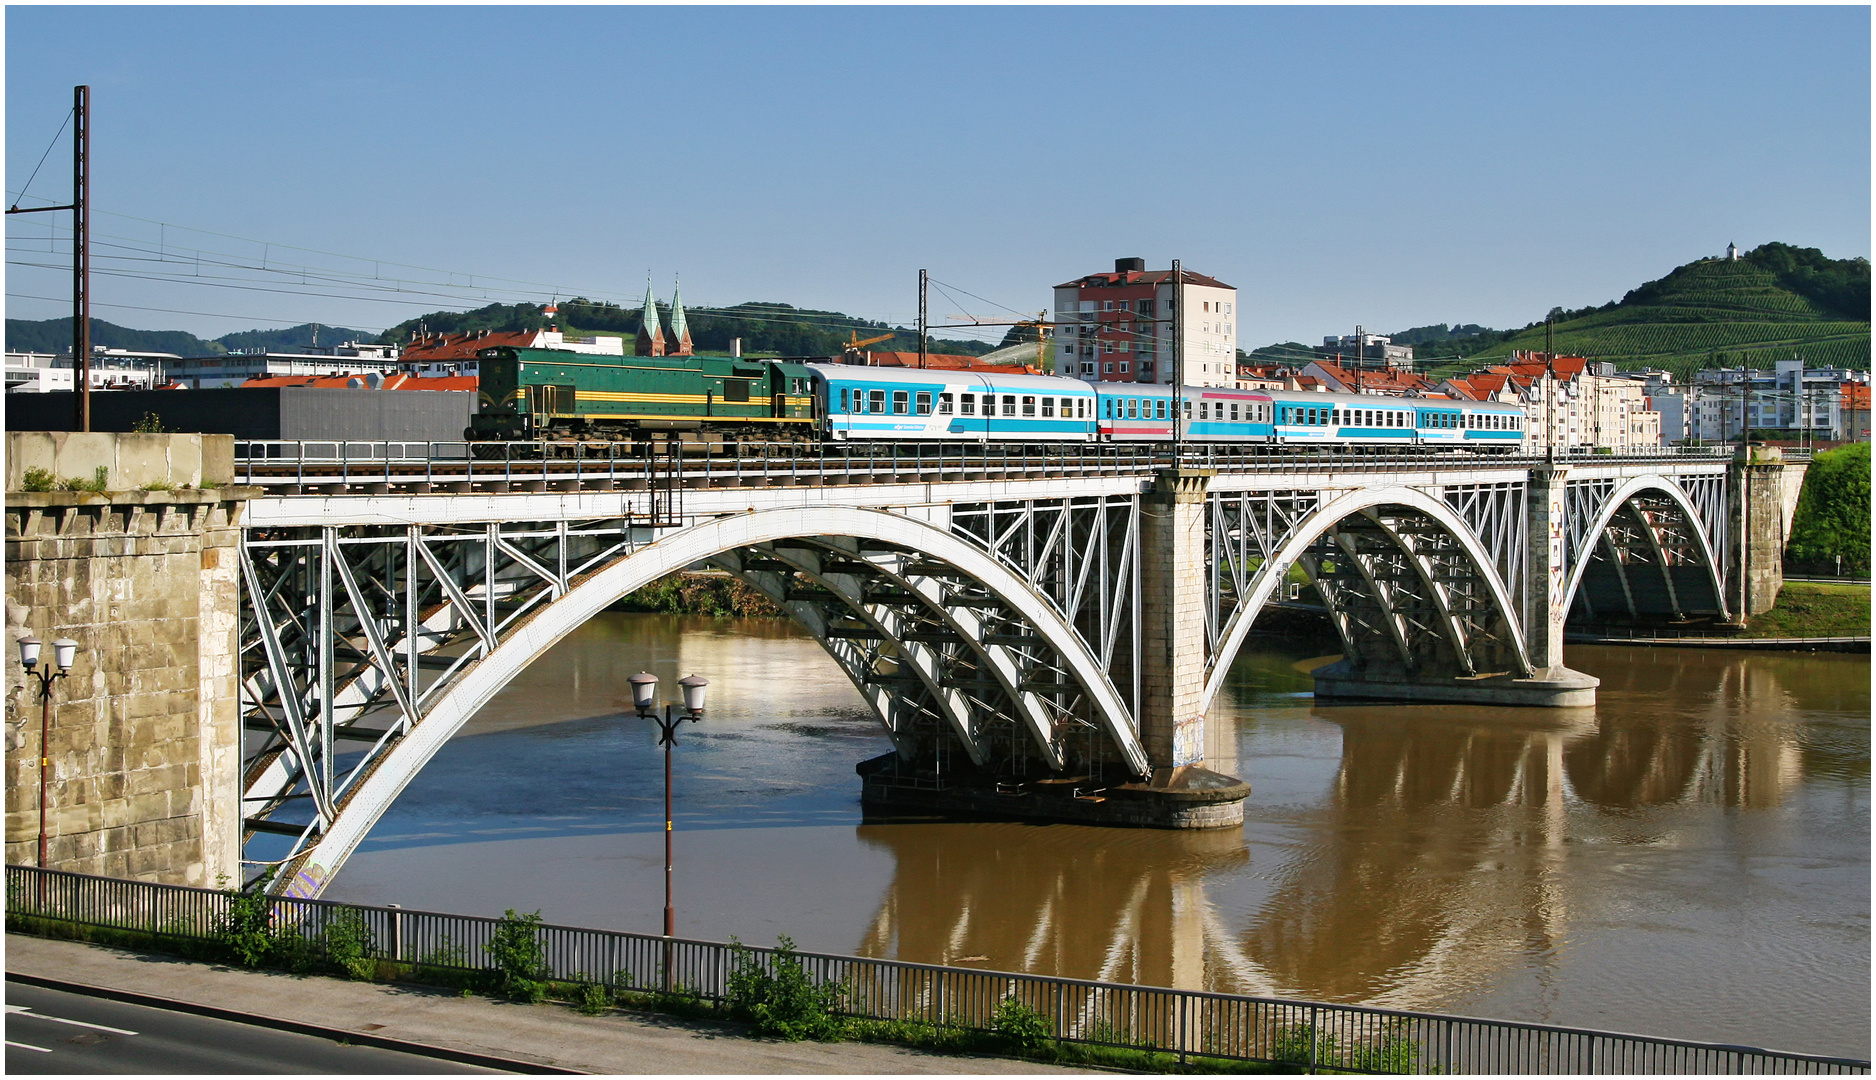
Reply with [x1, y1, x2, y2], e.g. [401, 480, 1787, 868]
[468, 347, 821, 441]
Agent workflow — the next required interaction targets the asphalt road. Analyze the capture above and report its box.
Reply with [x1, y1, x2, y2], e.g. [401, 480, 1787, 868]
[5, 980, 501, 1074]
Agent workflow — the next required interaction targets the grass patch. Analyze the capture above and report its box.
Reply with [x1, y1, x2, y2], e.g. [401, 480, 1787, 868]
[1742, 582, 1870, 638]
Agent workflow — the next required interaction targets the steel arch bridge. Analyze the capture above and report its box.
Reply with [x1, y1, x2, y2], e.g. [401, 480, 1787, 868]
[235, 453, 1747, 896]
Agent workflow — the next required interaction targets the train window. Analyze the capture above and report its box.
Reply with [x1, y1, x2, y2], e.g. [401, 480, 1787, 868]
[960, 393, 976, 416]
[1183, 400, 1192, 419]
[1228, 402, 1239, 421]
[1022, 396, 1036, 417]
[938, 393, 954, 415]
[1199, 401, 1208, 420]
[868, 390, 886, 413]
[1002, 395, 1017, 417]
[839, 388, 849, 412]
[724, 379, 751, 403]
[892, 391, 909, 415]
[1126, 399, 1138, 419]
[915, 392, 932, 415]
[1041, 397, 1054, 418]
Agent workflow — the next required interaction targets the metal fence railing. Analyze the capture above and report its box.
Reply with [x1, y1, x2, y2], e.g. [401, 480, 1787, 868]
[229, 439, 1742, 495]
[6, 865, 1865, 1074]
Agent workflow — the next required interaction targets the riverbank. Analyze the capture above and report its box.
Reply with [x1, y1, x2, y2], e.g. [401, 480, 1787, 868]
[1570, 581, 1871, 642]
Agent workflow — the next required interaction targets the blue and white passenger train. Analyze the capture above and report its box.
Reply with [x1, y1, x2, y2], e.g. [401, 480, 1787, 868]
[809, 364, 1527, 452]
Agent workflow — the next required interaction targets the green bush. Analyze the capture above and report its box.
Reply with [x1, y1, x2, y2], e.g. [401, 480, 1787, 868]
[57, 466, 109, 493]
[487, 909, 550, 1003]
[992, 996, 1052, 1053]
[726, 936, 846, 1041]
[574, 978, 613, 1016]
[320, 909, 377, 981]
[211, 884, 278, 968]
[20, 467, 56, 492]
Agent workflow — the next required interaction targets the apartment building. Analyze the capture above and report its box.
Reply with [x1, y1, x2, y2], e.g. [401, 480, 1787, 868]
[1684, 359, 1869, 442]
[1053, 258, 1237, 386]
[1442, 353, 1663, 450]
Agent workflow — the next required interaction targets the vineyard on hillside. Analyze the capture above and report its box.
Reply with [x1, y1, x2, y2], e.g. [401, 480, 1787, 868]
[1438, 255, 1869, 379]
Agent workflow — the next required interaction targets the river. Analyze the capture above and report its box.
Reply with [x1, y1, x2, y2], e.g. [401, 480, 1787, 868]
[320, 613, 1870, 1059]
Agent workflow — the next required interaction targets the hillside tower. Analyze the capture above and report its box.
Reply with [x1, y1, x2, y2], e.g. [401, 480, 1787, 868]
[664, 277, 694, 356]
[1726, 242, 1740, 261]
[635, 279, 666, 357]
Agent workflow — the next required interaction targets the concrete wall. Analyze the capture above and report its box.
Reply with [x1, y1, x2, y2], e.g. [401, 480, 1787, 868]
[6, 431, 233, 492]
[7, 387, 473, 443]
[5, 433, 254, 886]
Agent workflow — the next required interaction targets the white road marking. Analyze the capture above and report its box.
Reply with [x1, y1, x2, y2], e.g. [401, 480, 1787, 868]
[7, 1040, 53, 1053]
[6, 1004, 138, 1035]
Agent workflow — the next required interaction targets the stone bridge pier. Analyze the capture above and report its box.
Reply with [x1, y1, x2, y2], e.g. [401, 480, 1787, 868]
[5, 433, 254, 888]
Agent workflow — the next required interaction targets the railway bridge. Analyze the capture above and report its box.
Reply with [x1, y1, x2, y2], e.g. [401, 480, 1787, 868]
[5, 436, 1803, 896]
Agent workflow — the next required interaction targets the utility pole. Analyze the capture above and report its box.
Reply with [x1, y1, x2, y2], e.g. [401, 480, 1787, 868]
[917, 269, 928, 370]
[6, 86, 89, 429]
[1355, 324, 1365, 395]
[72, 85, 89, 431]
[1171, 259, 1184, 456]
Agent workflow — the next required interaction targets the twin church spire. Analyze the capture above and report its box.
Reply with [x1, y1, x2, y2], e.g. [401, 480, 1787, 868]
[634, 277, 693, 357]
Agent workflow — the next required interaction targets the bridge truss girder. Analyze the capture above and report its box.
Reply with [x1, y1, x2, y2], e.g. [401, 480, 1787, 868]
[1199, 486, 1536, 714]
[1563, 475, 1728, 621]
[237, 505, 1148, 897]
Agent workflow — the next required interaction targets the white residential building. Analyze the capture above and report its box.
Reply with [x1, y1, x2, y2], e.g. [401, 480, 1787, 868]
[1052, 258, 1237, 386]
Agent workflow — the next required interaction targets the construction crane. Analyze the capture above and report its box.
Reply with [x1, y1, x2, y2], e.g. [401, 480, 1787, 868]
[839, 330, 897, 364]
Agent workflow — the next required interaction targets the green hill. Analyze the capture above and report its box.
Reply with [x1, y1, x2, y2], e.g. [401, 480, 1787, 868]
[383, 300, 995, 357]
[1419, 244, 1870, 381]
[5, 318, 379, 357]
[5, 317, 221, 356]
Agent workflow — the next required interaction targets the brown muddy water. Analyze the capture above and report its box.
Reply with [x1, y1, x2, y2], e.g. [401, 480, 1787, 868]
[321, 613, 1870, 1058]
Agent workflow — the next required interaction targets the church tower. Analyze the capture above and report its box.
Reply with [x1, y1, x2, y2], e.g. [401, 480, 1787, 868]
[635, 278, 666, 357]
[664, 277, 694, 356]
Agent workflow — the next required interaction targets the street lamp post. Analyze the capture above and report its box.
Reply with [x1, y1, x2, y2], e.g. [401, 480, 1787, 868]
[628, 671, 708, 974]
[17, 635, 78, 868]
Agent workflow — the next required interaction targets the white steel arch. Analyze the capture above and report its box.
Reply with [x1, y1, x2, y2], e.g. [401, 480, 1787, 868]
[279, 506, 1145, 898]
[1198, 486, 1535, 717]
[1560, 475, 1728, 621]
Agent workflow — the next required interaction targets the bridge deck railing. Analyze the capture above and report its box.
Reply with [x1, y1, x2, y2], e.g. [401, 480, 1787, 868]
[6, 864, 1863, 1075]
[230, 440, 1743, 494]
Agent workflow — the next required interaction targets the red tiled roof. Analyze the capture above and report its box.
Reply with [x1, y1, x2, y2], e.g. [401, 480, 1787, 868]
[1306, 360, 1433, 394]
[1054, 268, 1234, 291]
[239, 373, 478, 391]
[402, 330, 542, 363]
[865, 352, 1039, 374]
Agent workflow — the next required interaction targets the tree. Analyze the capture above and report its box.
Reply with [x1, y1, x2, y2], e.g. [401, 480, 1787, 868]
[1785, 443, 1871, 573]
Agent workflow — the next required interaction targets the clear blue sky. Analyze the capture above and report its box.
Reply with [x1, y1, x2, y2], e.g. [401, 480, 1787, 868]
[6, 6, 1869, 349]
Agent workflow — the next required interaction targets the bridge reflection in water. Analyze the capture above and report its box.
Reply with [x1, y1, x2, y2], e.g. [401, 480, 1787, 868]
[852, 645, 1840, 1017]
